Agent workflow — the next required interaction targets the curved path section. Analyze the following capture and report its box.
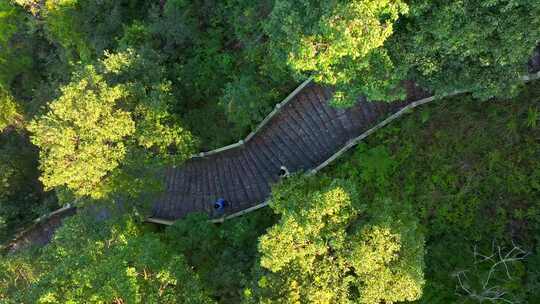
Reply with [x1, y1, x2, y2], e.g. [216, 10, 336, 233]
[6, 47, 540, 249]
[150, 81, 429, 222]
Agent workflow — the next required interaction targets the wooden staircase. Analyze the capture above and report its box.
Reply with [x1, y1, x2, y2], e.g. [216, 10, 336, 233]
[150, 82, 429, 221]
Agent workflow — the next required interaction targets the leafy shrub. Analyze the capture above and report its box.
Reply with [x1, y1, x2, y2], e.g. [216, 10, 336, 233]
[220, 74, 279, 133]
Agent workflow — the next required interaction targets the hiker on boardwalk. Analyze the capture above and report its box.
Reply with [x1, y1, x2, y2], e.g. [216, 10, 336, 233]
[213, 198, 229, 215]
[279, 166, 290, 178]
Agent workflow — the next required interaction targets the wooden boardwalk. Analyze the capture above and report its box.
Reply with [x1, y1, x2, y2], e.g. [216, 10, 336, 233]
[5, 47, 540, 250]
[150, 82, 429, 222]
[150, 45, 540, 222]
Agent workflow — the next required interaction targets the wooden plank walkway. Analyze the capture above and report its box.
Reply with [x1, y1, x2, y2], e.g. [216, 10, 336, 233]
[150, 44, 540, 222]
[149, 81, 430, 222]
[5, 46, 540, 249]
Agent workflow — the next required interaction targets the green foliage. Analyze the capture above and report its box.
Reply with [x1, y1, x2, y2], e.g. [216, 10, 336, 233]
[28, 65, 135, 198]
[525, 239, 540, 302]
[247, 176, 425, 304]
[44, 0, 89, 60]
[0, 251, 37, 302]
[266, 0, 408, 106]
[165, 209, 277, 303]
[0, 90, 20, 130]
[356, 144, 397, 189]
[350, 199, 424, 304]
[146, 0, 196, 55]
[0, 0, 19, 45]
[43, 0, 149, 61]
[29, 53, 195, 199]
[101, 48, 197, 164]
[0, 213, 214, 303]
[0, 208, 279, 303]
[391, 0, 540, 99]
[0, 129, 57, 243]
[329, 81, 540, 302]
[220, 74, 280, 132]
[0, 0, 32, 88]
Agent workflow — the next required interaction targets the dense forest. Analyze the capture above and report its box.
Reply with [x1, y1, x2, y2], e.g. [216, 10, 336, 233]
[1, 0, 540, 303]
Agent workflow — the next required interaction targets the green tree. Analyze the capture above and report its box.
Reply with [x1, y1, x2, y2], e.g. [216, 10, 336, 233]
[29, 50, 195, 199]
[265, 0, 409, 106]
[349, 199, 425, 304]
[101, 49, 196, 164]
[0, 1, 71, 123]
[390, 0, 540, 99]
[0, 212, 214, 303]
[43, 0, 151, 61]
[246, 176, 425, 304]
[28, 66, 135, 198]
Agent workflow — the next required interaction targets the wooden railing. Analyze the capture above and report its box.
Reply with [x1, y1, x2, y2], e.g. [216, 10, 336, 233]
[191, 78, 314, 158]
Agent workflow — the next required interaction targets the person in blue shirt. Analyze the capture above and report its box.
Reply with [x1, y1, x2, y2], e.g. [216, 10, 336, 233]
[214, 198, 229, 215]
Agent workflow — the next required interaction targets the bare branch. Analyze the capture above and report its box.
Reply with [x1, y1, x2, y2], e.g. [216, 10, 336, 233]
[456, 240, 528, 304]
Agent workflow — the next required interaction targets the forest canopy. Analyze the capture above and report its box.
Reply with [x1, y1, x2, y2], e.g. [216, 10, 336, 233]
[1, 0, 539, 303]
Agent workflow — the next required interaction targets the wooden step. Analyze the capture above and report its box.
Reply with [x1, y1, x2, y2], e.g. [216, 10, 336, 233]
[312, 86, 349, 138]
[244, 144, 277, 185]
[289, 94, 333, 156]
[295, 93, 336, 154]
[282, 102, 326, 161]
